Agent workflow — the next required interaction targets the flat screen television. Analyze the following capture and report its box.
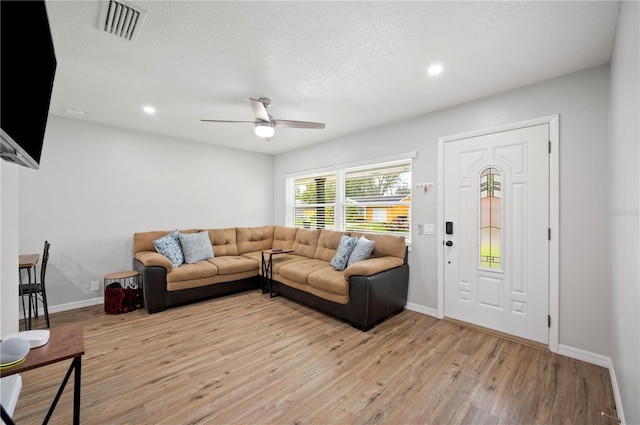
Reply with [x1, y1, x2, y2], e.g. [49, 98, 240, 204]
[1, 0, 57, 169]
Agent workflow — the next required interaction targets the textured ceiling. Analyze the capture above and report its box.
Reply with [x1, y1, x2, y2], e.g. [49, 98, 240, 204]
[45, 1, 620, 155]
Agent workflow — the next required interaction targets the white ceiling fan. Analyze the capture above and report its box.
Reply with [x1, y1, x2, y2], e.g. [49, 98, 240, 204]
[200, 98, 325, 140]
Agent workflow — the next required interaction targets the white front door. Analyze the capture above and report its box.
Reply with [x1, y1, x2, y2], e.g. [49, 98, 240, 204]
[443, 124, 550, 344]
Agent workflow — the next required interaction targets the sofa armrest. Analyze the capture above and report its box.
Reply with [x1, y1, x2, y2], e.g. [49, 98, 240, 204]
[133, 258, 169, 314]
[348, 264, 409, 331]
[343, 257, 404, 280]
[135, 251, 174, 271]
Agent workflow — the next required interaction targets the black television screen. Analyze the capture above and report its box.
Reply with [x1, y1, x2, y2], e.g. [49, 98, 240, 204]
[1, 0, 57, 169]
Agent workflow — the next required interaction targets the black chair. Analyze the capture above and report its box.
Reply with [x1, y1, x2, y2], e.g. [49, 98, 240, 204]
[19, 241, 50, 330]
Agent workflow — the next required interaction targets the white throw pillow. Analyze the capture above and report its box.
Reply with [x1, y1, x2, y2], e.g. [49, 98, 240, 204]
[179, 231, 214, 264]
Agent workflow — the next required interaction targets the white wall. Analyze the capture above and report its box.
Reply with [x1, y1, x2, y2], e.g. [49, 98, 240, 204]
[274, 65, 611, 356]
[0, 160, 20, 338]
[17, 116, 274, 309]
[608, 1, 639, 424]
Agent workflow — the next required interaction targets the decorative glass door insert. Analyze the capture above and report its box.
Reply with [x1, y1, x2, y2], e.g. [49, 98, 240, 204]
[479, 167, 502, 270]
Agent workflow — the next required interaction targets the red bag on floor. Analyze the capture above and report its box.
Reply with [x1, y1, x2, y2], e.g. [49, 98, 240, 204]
[105, 282, 137, 314]
[122, 287, 137, 313]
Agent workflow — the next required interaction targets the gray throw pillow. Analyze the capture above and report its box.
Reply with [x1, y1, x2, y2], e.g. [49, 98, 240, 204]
[153, 230, 184, 268]
[179, 231, 214, 264]
[346, 236, 375, 267]
[330, 235, 358, 271]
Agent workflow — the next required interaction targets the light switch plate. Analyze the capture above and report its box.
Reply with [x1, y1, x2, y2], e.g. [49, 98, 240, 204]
[424, 224, 435, 235]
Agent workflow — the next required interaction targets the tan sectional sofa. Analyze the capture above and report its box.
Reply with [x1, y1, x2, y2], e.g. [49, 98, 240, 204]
[133, 226, 409, 331]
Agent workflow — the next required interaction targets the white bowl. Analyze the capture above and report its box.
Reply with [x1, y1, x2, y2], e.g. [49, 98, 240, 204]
[0, 338, 30, 366]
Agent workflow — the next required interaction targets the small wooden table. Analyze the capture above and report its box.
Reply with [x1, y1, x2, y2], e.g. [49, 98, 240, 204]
[104, 270, 139, 287]
[18, 254, 40, 330]
[18, 254, 39, 273]
[1, 324, 85, 424]
[261, 249, 294, 297]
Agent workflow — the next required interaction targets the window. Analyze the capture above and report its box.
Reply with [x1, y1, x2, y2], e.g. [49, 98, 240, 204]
[479, 167, 502, 270]
[344, 162, 411, 235]
[287, 159, 412, 239]
[291, 173, 336, 229]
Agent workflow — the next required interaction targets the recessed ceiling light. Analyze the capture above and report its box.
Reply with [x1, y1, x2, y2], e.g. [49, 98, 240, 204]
[427, 64, 444, 77]
[143, 106, 156, 114]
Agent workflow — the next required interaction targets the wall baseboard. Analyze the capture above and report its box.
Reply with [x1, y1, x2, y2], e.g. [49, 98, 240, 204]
[406, 302, 438, 318]
[558, 344, 610, 368]
[559, 344, 625, 425]
[19, 297, 104, 317]
[607, 361, 626, 425]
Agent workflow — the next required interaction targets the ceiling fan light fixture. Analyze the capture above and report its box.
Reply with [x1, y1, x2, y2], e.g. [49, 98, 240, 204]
[255, 122, 275, 138]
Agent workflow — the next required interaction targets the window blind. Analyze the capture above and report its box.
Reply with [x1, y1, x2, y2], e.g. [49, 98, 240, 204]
[286, 159, 412, 239]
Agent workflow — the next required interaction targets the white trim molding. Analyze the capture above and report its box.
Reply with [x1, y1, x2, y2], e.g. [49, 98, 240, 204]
[558, 344, 611, 368]
[406, 303, 438, 318]
[19, 297, 104, 318]
[558, 345, 626, 425]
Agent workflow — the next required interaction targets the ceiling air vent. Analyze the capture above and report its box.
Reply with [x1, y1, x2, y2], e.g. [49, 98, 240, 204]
[99, 0, 147, 41]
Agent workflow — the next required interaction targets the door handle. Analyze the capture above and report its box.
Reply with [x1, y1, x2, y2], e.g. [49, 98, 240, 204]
[445, 241, 453, 247]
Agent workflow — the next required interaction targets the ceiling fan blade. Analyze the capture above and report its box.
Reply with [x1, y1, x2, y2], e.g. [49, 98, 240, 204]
[273, 119, 325, 129]
[249, 98, 271, 122]
[200, 119, 256, 124]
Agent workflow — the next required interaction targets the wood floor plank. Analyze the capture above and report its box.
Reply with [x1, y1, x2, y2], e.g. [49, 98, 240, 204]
[11, 291, 617, 424]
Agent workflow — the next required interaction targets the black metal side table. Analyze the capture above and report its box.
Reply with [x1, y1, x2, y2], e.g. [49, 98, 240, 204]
[261, 249, 293, 297]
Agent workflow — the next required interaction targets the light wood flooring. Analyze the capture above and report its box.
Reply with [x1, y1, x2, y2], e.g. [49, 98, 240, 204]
[13, 291, 617, 424]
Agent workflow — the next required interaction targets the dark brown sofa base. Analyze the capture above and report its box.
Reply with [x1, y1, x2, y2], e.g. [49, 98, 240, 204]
[133, 259, 259, 313]
[134, 256, 409, 331]
[272, 281, 351, 321]
[273, 263, 409, 331]
[167, 278, 259, 311]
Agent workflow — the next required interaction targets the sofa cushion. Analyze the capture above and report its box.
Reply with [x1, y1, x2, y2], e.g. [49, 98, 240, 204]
[241, 251, 264, 265]
[208, 228, 238, 256]
[237, 226, 274, 254]
[179, 231, 214, 264]
[308, 267, 349, 295]
[351, 232, 406, 260]
[329, 234, 358, 271]
[134, 229, 198, 254]
[347, 236, 375, 267]
[292, 229, 321, 258]
[314, 230, 350, 262]
[273, 226, 298, 250]
[153, 230, 184, 268]
[307, 286, 349, 305]
[208, 256, 258, 275]
[264, 253, 307, 273]
[166, 261, 218, 283]
[279, 258, 331, 283]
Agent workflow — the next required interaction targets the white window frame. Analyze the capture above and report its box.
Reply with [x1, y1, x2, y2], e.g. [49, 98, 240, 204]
[285, 152, 415, 240]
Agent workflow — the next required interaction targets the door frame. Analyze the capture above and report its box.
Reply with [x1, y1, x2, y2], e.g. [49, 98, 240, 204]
[437, 115, 559, 352]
